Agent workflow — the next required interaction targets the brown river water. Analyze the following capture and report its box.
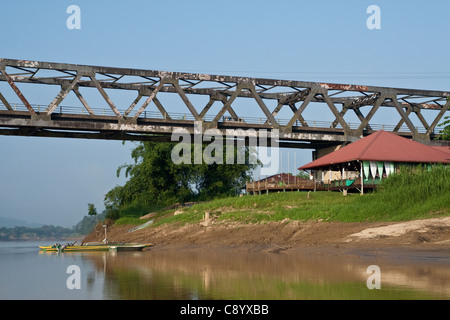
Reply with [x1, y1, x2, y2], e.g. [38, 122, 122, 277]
[1, 241, 449, 301]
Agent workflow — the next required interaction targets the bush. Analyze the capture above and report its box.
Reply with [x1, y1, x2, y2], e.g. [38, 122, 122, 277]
[330, 165, 450, 221]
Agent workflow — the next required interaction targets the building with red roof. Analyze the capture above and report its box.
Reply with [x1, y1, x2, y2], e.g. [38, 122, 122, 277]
[298, 130, 449, 193]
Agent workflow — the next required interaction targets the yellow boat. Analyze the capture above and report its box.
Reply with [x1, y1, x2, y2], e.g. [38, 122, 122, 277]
[39, 242, 153, 252]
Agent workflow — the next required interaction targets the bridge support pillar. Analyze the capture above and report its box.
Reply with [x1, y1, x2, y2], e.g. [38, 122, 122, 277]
[412, 132, 431, 145]
[343, 129, 363, 143]
[312, 144, 346, 161]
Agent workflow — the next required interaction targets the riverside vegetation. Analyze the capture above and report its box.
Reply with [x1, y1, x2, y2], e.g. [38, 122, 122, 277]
[0, 213, 105, 241]
[121, 166, 449, 228]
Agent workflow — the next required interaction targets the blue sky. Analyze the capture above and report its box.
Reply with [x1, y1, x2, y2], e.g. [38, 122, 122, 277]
[0, 1, 449, 227]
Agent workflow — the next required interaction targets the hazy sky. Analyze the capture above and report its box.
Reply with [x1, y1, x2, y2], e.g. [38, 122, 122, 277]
[0, 1, 449, 227]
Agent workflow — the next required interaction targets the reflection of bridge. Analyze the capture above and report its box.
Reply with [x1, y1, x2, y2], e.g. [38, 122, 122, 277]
[0, 59, 449, 150]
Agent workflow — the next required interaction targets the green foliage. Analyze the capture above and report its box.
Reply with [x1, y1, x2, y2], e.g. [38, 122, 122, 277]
[330, 165, 450, 221]
[87, 203, 97, 217]
[438, 115, 450, 140]
[296, 171, 310, 179]
[0, 212, 106, 240]
[104, 141, 257, 220]
[74, 211, 106, 235]
[150, 165, 449, 226]
[0, 225, 77, 241]
[114, 217, 144, 225]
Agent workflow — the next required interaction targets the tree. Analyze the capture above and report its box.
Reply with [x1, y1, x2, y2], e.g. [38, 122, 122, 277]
[438, 115, 450, 140]
[105, 142, 194, 209]
[296, 171, 310, 180]
[74, 211, 106, 235]
[104, 141, 257, 220]
[88, 203, 97, 217]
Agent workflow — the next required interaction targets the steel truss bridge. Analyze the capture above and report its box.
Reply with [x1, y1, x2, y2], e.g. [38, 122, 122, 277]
[0, 58, 449, 150]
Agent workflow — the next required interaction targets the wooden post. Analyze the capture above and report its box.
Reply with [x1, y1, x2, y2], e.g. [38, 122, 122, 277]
[329, 169, 332, 191]
[103, 224, 108, 244]
[360, 161, 364, 195]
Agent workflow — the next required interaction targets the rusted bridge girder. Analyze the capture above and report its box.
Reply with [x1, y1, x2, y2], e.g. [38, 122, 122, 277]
[0, 58, 448, 148]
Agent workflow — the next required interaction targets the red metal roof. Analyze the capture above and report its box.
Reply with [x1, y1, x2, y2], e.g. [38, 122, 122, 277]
[298, 130, 450, 170]
[431, 146, 450, 154]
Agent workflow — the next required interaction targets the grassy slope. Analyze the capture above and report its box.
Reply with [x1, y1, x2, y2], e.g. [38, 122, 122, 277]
[116, 166, 450, 226]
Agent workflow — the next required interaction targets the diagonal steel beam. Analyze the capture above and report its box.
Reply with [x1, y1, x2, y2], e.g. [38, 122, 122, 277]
[393, 106, 411, 132]
[199, 97, 215, 119]
[270, 101, 284, 119]
[357, 93, 387, 132]
[124, 92, 143, 117]
[321, 91, 351, 133]
[268, 89, 312, 125]
[46, 74, 82, 115]
[0, 91, 12, 110]
[426, 99, 450, 135]
[90, 75, 123, 120]
[353, 108, 373, 131]
[172, 79, 200, 121]
[212, 83, 245, 125]
[133, 81, 165, 120]
[219, 95, 239, 120]
[413, 108, 430, 131]
[286, 89, 317, 128]
[392, 96, 417, 136]
[0, 67, 36, 115]
[199, 94, 239, 121]
[287, 103, 309, 127]
[73, 87, 95, 115]
[331, 105, 349, 129]
[248, 85, 279, 128]
[153, 97, 172, 120]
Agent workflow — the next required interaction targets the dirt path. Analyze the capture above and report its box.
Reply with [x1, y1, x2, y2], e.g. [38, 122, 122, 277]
[83, 216, 450, 253]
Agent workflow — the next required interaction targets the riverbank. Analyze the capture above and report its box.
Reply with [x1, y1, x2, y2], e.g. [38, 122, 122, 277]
[83, 216, 450, 254]
[85, 167, 449, 254]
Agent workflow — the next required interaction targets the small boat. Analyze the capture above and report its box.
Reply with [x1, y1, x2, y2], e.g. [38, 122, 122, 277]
[39, 242, 152, 253]
[109, 244, 151, 252]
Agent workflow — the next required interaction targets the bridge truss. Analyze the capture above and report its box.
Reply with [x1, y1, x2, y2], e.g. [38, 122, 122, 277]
[0, 59, 449, 149]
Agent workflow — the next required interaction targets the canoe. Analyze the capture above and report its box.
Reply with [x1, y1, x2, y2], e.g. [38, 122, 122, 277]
[39, 243, 152, 252]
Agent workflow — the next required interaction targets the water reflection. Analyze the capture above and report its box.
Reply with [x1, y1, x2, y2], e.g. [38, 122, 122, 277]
[83, 247, 450, 300]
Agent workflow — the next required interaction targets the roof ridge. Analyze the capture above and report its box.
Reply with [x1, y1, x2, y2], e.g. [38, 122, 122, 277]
[356, 130, 383, 160]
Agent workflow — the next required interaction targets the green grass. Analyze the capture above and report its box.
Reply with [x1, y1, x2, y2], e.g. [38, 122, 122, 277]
[114, 217, 144, 225]
[330, 165, 450, 222]
[116, 165, 450, 227]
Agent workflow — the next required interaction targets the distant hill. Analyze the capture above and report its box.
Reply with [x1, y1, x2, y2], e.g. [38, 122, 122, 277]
[0, 217, 42, 228]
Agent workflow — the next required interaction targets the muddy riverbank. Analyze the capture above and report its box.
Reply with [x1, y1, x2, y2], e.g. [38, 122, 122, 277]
[83, 216, 450, 254]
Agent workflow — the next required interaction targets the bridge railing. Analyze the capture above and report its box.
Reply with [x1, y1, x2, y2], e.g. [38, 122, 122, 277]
[0, 102, 437, 134]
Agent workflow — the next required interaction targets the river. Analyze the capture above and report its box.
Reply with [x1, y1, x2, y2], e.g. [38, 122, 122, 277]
[1, 241, 449, 301]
